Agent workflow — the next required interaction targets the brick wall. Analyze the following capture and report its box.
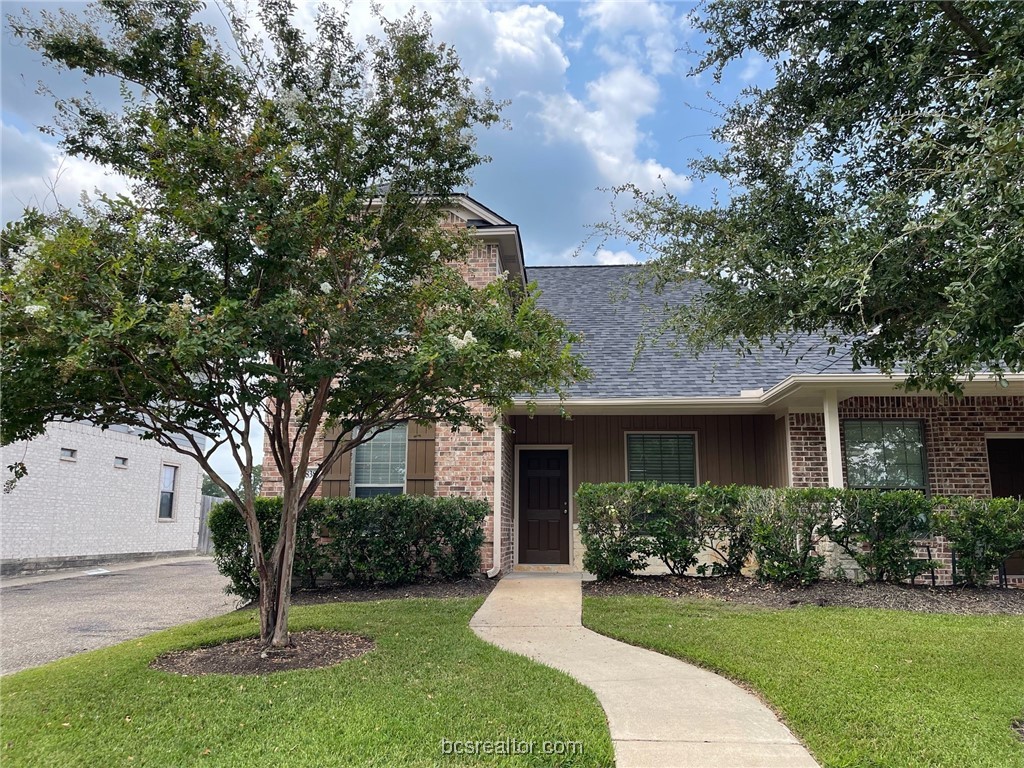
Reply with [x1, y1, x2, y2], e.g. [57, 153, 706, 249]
[1, 422, 202, 565]
[260, 393, 326, 500]
[786, 395, 1024, 586]
[787, 413, 829, 487]
[838, 395, 1024, 497]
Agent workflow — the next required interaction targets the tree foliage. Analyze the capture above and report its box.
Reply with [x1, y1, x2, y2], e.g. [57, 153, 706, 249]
[605, 1, 1024, 391]
[1, 0, 585, 646]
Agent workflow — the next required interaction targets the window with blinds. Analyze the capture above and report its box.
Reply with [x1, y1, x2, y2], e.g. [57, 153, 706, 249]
[626, 434, 697, 485]
[353, 422, 408, 498]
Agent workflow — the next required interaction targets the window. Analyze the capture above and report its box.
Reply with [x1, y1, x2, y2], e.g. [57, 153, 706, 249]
[843, 420, 927, 490]
[59, 447, 77, 461]
[352, 423, 407, 498]
[626, 433, 697, 485]
[114, 456, 129, 468]
[159, 465, 178, 519]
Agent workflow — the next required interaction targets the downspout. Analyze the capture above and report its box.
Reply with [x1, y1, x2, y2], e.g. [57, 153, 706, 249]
[486, 422, 503, 578]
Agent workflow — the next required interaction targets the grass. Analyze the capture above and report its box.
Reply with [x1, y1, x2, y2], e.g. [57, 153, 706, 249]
[584, 596, 1024, 768]
[1, 599, 614, 767]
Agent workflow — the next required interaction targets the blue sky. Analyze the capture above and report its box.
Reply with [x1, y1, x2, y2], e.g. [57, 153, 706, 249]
[2, 0, 771, 483]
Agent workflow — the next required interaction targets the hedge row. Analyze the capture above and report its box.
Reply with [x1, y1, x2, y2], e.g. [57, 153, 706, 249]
[577, 483, 1024, 585]
[208, 495, 487, 601]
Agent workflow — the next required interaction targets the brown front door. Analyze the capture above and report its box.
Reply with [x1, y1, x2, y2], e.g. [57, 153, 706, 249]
[519, 450, 570, 565]
[987, 439, 1024, 575]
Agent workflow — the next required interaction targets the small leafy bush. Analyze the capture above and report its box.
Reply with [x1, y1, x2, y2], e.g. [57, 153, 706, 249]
[208, 497, 281, 602]
[642, 484, 704, 576]
[747, 487, 836, 584]
[209, 495, 488, 598]
[826, 490, 936, 582]
[694, 484, 750, 576]
[933, 497, 1024, 586]
[428, 497, 489, 578]
[576, 482, 653, 579]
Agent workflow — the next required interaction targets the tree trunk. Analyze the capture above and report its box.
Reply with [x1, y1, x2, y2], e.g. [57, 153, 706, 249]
[270, 495, 299, 647]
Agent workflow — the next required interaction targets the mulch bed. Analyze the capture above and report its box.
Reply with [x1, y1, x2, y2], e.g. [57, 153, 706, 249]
[150, 630, 375, 676]
[290, 576, 496, 606]
[584, 575, 1024, 616]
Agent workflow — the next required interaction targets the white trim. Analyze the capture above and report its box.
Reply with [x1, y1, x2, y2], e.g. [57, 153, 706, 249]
[823, 390, 844, 488]
[513, 444, 573, 567]
[623, 431, 700, 485]
[157, 462, 180, 522]
[487, 424, 503, 578]
[510, 373, 1024, 414]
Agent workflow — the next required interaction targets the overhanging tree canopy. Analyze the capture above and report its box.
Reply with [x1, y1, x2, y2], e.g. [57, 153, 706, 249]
[1, 0, 586, 647]
[604, 1, 1024, 392]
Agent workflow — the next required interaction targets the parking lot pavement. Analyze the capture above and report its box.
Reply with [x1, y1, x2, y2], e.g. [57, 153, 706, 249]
[0, 556, 236, 675]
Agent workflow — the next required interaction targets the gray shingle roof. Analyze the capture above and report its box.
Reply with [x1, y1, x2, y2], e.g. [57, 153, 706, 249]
[528, 265, 872, 399]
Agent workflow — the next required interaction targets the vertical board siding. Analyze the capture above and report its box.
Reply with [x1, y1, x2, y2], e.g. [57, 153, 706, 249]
[320, 422, 436, 498]
[508, 414, 786, 520]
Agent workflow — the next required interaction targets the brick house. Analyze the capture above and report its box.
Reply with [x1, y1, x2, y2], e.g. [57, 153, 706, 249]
[262, 195, 1024, 585]
[1, 422, 204, 575]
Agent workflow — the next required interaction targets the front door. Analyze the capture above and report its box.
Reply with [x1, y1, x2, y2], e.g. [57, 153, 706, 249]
[987, 438, 1024, 576]
[519, 450, 570, 565]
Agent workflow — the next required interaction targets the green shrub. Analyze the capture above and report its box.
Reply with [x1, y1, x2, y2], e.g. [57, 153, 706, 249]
[209, 495, 488, 598]
[327, 495, 433, 585]
[576, 482, 652, 579]
[576, 482, 748, 579]
[427, 497, 488, 578]
[933, 497, 1024, 586]
[294, 498, 333, 589]
[747, 487, 836, 584]
[643, 484, 704, 576]
[207, 497, 280, 602]
[825, 490, 936, 582]
[694, 484, 750, 576]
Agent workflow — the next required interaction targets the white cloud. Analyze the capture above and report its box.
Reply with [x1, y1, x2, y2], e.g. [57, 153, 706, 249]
[580, 0, 681, 76]
[595, 248, 638, 265]
[739, 55, 766, 83]
[1, 122, 130, 223]
[539, 65, 690, 193]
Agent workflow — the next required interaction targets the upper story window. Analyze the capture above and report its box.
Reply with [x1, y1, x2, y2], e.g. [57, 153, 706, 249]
[114, 456, 129, 468]
[60, 447, 77, 461]
[353, 423, 407, 498]
[843, 419, 927, 491]
[626, 433, 697, 486]
[159, 465, 178, 519]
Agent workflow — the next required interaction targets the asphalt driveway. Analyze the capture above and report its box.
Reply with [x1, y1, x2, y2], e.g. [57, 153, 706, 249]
[1, 556, 235, 675]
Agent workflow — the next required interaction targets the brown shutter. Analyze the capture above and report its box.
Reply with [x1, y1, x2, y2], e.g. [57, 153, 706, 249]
[321, 430, 352, 498]
[406, 421, 435, 496]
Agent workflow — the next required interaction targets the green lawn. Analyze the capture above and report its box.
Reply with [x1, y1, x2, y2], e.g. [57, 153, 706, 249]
[1, 599, 613, 767]
[584, 596, 1024, 768]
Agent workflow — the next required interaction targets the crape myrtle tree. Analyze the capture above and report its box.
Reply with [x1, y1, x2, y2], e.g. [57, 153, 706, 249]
[1, 0, 585, 647]
[603, 1, 1024, 392]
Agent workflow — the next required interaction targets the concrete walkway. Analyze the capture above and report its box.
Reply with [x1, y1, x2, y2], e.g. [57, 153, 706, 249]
[470, 574, 818, 768]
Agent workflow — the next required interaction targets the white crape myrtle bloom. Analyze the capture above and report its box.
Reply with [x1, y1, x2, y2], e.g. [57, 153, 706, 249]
[430, 250, 440, 259]
[506, 349, 522, 359]
[447, 329, 477, 350]
[23, 304, 46, 316]
[180, 293, 196, 312]
[320, 281, 333, 295]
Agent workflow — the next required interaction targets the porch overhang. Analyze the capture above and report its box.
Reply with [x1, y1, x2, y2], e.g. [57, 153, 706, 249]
[509, 373, 1024, 416]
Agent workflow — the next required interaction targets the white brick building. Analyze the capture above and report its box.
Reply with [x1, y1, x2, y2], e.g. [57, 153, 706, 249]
[1, 422, 203, 574]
